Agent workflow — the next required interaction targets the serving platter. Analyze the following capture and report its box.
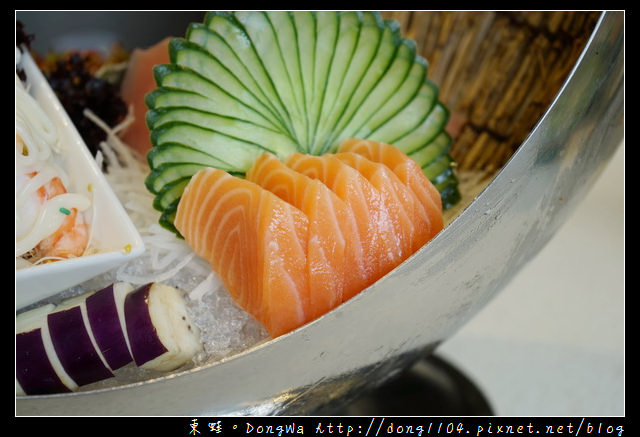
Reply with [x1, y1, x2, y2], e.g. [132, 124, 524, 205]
[14, 11, 623, 415]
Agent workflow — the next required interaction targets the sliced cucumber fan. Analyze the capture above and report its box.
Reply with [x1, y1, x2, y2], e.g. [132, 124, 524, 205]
[144, 11, 461, 233]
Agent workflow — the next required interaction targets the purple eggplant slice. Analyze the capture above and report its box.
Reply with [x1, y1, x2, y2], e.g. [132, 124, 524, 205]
[85, 283, 134, 370]
[16, 328, 72, 395]
[124, 282, 202, 371]
[47, 306, 114, 386]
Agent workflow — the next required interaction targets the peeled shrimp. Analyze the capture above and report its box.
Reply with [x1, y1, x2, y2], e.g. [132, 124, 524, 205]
[15, 168, 90, 262]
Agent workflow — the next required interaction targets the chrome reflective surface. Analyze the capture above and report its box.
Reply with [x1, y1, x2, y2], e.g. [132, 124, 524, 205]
[16, 11, 624, 416]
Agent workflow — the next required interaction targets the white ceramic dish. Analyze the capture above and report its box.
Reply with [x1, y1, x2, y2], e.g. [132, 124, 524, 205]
[15, 49, 144, 310]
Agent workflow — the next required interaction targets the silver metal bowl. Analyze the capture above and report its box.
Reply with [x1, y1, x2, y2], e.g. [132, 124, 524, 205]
[16, 11, 624, 416]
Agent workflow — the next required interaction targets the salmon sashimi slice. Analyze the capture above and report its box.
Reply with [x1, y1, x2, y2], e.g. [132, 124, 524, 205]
[333, 151, 431, 256]
[120, 37, 173, 156]
[339, 138, 444, 237]
[174, 167, 310, 337]
[286, 153, 402, 287]
[247, 153, 364, 309]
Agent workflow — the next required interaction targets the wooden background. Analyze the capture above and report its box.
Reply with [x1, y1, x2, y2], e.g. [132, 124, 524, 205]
[381, 11, 600, 173]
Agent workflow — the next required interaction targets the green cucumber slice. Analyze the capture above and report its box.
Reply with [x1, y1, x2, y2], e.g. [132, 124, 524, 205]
[325, 18, 401, 149]
[146, 88, 223, 115]
[308, 11, 340, 152]
[438, 180, 462, 210]
[168, 38, 286, 133]
[313, 11, 385, 154]
[426, 154, 456, 184]
[147, 107, 299, 157]
[367, 79, 439, 148]
[203, 12, 294, 135]
[152, 178, 191, 212]
[150, 121, 271, 172]
[309, 11, 362, 154]
[292, 11, 317, 148]
[422, 153, 457, 189]
[152, 64, 275, 130]
[159, 201, 180, 236]
[147, 143, 232, 171]
[390, 101, 449, 155]
[354, 52, 426, 139]
[337, 40, 420, 143]
[185, 23, 291, 132]
[233, 11, 308, 146]
[146, 162, 211, 194]
[264, 11, 309, 146]
[408, 130, 460, 210]
[408, 131, 452, 168]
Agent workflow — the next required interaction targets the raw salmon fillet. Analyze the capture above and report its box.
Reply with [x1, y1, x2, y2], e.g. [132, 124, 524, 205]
[174, 167, 310, 337]
[120, 37, 173, 156]
[286, 153, 404, 285]
[333, 151, 430, 257]
[339, 138, 444, 236]
[247, 153, 365, 308]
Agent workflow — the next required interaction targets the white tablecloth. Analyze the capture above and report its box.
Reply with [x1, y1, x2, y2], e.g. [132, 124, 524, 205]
[438, 142, 625, 416]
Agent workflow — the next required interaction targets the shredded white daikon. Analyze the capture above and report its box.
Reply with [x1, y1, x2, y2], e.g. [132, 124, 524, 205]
[84, 108, 216, 291]
[189, 271, 223, 301]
